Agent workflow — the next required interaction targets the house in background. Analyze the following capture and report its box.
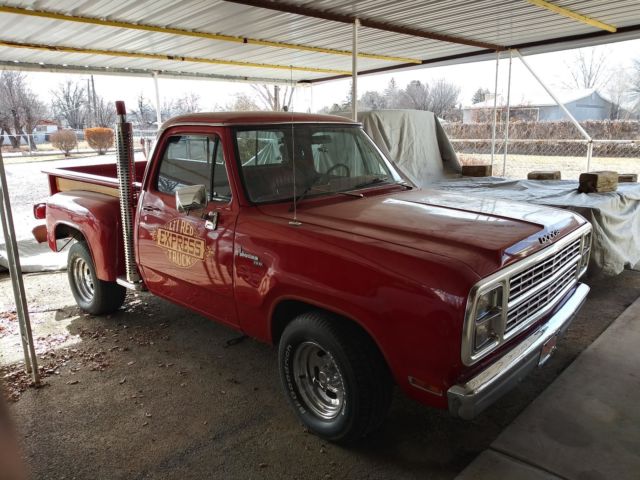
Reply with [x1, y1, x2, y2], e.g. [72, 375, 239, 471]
[33, 119, 59, 143]
[462, 89, 634, 124]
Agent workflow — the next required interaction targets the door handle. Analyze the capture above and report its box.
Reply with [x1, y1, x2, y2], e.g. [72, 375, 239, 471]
[203, 211, 219, 230]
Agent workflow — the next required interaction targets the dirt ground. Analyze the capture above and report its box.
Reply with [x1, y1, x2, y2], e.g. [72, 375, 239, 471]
[1, 269, 639, 480]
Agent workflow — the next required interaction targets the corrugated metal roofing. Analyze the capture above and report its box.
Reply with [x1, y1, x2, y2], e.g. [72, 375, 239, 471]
[0, 0, 638, 83]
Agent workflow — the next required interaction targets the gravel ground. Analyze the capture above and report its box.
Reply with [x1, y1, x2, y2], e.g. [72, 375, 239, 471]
[1, 269, 638, 480]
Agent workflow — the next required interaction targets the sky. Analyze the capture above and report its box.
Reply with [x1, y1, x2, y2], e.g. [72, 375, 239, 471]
[20, 38, 640, 116]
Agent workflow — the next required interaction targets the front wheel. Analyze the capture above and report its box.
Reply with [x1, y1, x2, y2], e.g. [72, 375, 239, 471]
[278, 311, 393, 443]
[67, 241, 126, 315]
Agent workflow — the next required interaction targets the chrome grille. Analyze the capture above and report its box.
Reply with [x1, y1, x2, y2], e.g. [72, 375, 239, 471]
[507, 263, 578, 330]
[509, 239, 581, 299]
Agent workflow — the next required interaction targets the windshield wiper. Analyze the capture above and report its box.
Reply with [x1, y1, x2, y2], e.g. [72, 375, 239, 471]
[351, 177, 390, 190]
[289, 184, 362, 211]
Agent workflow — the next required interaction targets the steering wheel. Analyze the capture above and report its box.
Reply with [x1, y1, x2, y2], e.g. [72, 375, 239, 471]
[316, 163, 350, 184]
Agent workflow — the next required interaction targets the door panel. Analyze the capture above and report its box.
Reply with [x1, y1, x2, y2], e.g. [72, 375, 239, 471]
[137, 131, 238, 328]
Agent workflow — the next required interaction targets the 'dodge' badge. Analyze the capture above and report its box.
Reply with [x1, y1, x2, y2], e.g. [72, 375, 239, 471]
[152, 218, 211, 268]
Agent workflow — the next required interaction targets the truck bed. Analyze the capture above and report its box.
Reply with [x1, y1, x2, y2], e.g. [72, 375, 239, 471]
[43, 159, 148, 197]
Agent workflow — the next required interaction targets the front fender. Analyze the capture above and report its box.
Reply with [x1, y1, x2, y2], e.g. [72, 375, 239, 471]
[46, 191, 123, 282]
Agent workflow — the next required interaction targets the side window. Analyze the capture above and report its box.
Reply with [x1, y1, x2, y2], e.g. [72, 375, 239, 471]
[156, 135, 232, 203]
[211, 140, 232, 202]
[157, 135, 213, 195]
[236, 130, 286, 166]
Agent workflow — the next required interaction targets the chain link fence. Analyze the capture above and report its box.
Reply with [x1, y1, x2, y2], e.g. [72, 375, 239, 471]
[0, 129, 157, 158]
[445, 120, 640, 180]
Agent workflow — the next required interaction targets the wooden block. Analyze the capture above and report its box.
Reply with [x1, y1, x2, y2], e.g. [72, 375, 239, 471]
[462, 165, 492, 177]
[578, 171, 618, 193]
[618, 173, 638, 183]
[528, 170, 561, 180]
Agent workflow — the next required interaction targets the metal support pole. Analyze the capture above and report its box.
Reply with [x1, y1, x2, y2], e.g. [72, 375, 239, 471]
[514, 50, 594, 173]
[0, 149, 39, 384]
[152, 71, 162, 129]
[514, 50, 591, 141]
[502, 50, 513, 176]
[586, 142, 593, 171]
[490, 51, 500, 169]
[352, 18, 359, 121]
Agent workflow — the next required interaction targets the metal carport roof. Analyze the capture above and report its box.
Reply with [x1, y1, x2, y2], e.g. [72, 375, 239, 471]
[0, 0, 639, 83]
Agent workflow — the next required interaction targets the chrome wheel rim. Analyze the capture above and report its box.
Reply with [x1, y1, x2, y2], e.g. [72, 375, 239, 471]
[71, 256, 95, 303]
[293, 341, 345, 420]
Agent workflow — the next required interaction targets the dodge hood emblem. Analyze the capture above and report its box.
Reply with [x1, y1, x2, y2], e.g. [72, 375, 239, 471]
[538, 229, 560, 244]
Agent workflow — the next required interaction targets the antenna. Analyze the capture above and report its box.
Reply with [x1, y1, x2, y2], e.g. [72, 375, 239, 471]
[289, 65, 301, 226]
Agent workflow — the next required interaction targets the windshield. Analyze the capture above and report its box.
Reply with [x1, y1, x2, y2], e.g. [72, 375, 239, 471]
[234, 124, 402, 204]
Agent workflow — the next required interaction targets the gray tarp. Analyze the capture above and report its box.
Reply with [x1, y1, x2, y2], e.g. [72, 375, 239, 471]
[360, 110, 461, 185]
[360, 109, 640, 277]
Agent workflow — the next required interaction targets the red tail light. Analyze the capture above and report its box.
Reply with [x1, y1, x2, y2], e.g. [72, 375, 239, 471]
[33, 203, 46, 219]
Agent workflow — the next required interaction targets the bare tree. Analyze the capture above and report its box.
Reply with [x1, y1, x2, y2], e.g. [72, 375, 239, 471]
[563, 48, 610, 90]
[0, 71, 26, 148]
[174, 92, 201, 114]
[251, 84, 294, 111]
[21, 91, 48, 148]
[226, 92, 261, 111]
[399, 80, 431, 110]
[51, 80, 87, 129]
[93, 97, 116, 127]
[429, 78, 461, 118]
[360, 91, 387, 111]
[631, 59, 640, 114]
[605, 68, 631, 120]
[395, 78, 460, 118]
[0, 71, 47, 149]
[131, 93, 156, 128]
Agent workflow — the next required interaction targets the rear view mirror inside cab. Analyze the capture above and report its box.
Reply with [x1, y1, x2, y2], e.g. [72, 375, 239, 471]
[311, 134, 332, 145]
[176, 184, 206, 213]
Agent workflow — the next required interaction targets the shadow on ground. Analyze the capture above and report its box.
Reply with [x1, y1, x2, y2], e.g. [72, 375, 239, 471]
[3, 270, 639, 480]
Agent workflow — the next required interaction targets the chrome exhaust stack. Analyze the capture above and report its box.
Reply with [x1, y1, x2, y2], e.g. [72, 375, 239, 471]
[114, 101, 143, 289]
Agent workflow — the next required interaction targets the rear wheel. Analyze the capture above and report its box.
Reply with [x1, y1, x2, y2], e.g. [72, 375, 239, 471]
[278, 311, 393, 443]
[68, 242, 126, 315]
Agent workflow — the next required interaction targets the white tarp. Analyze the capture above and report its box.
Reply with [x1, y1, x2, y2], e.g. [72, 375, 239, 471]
[360, 109, 640, 277]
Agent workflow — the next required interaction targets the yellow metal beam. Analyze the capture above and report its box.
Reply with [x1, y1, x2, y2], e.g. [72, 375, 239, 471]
[0, 6, 422, 64]
[0, 40, 353, 75]
[527, 0, 617, 33]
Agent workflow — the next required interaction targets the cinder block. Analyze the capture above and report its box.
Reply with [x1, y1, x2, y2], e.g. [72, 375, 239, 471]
[528, 171, 561, 180]
[578, 171, 618, 193]
[618, 174, 638, 183]
[462, 165, 492, 177]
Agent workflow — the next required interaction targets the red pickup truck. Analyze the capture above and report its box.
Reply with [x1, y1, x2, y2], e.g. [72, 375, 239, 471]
[35, 109, 591, 442]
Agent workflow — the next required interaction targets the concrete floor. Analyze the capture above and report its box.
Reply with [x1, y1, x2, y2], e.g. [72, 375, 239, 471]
[458, 294, 640, 480]
[1, 269, 639, 480]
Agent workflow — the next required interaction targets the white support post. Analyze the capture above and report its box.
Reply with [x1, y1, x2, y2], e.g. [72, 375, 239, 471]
[152, 71, 162, 130]
[502, 50, 513, 176]
[490, 51, 500, 169]
[0, 150, 39, 384]
[352, 18, 359, 121]
[514, 49, 593, 171]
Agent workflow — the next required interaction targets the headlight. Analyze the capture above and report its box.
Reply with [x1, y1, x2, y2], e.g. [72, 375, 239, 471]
[473, 286, 504, 352]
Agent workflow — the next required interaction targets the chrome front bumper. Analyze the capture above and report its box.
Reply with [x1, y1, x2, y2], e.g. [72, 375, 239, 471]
[447, 283, 590, 420]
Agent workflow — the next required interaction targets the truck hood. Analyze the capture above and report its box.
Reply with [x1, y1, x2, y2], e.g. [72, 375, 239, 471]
[259, 188, 585, 276]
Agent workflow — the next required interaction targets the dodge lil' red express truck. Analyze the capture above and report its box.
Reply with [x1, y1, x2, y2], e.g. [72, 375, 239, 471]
[34, 107, 591, 442]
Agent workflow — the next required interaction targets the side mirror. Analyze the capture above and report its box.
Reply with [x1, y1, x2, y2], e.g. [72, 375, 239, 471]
[176, 185, 206, 213]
